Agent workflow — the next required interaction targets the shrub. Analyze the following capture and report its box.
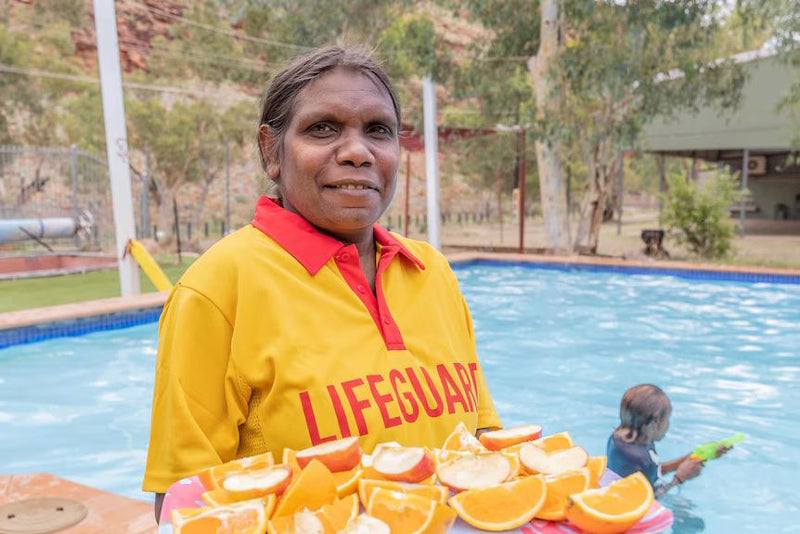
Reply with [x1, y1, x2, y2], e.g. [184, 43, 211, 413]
[659, 171, 741, 259]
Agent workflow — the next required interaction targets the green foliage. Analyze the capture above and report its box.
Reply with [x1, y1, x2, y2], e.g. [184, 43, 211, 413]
[659, 171, 740, 259]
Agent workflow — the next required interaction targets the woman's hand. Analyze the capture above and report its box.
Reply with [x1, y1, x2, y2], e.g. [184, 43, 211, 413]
[675, 456, 704, 483]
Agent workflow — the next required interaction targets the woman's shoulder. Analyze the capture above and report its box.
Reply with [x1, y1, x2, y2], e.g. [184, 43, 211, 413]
[178, 225, 267, 286]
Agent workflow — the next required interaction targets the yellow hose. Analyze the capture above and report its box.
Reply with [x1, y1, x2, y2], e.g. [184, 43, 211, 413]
[126, 239, 173, 291]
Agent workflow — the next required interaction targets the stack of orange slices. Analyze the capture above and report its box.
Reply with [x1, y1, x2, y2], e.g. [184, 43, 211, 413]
[171, 422, 655, 533]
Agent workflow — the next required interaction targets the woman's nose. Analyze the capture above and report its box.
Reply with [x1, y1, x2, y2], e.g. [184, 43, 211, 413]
[336, 132, 374, 167]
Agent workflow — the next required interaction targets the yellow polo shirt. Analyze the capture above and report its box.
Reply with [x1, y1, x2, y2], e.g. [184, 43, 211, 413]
[143, 196, 501, 492]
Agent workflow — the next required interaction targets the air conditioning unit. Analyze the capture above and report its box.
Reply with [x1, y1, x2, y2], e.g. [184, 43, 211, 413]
[747, 155, 767, 175]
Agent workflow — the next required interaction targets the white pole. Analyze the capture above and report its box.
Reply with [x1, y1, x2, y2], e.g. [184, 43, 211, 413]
[93, 0, 140, 296]
[422, 76, 441, 250]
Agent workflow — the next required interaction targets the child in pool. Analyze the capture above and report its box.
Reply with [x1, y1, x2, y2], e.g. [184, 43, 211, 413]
[607, 384, 730, 497]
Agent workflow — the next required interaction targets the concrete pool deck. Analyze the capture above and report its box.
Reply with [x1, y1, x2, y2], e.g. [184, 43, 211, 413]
[0, 473, 153, 533]
[1, 252, 799, 532]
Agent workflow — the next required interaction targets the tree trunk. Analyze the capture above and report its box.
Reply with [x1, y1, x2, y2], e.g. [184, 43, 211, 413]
[529, 0, 571, 251]
[574, 139, 619, 253]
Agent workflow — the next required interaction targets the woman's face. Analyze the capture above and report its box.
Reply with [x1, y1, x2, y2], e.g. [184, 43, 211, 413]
[269, 67, 400, 244]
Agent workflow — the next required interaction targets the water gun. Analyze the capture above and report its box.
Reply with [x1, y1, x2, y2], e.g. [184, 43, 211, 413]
[690, 432, 745, 460]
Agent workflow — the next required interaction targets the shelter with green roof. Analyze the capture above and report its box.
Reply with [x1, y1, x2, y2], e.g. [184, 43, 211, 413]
[643, 51, 800, 226]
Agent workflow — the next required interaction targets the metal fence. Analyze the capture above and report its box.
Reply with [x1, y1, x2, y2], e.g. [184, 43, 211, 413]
[0, 145, 113, 251]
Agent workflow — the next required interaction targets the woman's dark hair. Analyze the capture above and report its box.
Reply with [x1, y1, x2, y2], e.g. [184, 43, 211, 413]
[257, 45, 401, 173]
[615, 384, 672, 442]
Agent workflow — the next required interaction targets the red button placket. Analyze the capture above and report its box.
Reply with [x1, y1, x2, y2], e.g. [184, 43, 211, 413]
[333, 244, 405, 350]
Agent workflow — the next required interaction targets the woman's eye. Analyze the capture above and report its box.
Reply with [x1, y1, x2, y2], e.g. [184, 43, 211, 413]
[369, 124, 393, 137]
[309, 123, 335, 135]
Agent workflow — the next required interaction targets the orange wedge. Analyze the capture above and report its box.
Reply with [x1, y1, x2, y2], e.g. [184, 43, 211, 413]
[201, 489, 276, 513]
[587, 455, 608, 488]
[478, 424, 543, 451]
[535, 468, 591, 522]
[358, 479, 449, 508]
[338, 513, 391, 533]
[281, 448, 303, 485]
[197, 451, 275, 490]
[333, 466, 363, 498]
[532, 431, 574, 453]
[367, 488, 456, 534]
[267, 507, 335, 534]
[172, 499, 268, 534]
[442, 421, 487, 452]
[273, 458, 337, 518]
[319, 493, 360, 530]
[449, 473, 547, 531]
[565, 471, 654, 534]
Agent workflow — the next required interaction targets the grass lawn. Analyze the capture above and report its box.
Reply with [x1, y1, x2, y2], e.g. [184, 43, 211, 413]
[0, 257, 194, 313]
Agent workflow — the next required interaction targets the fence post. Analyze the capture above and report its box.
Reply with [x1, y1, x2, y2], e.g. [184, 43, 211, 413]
[70, 144, 80, 248]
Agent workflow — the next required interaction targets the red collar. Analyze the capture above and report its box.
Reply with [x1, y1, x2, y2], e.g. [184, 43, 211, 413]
[250, 196, 425, 275]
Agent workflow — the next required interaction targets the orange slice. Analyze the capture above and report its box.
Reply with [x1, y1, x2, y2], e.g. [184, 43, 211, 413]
[436, 452, 514, 491]
[519, 443, 588, 476]
[319, 493, 360, 530]
[366, 488, 456, 534]
[535, 467, 591, 522]
[338, 513, 391, 533]
[197, 451, 275, 490]
[449, 473, 547, 531]
[273, 459, 337, 518]
[296, 436, 362, 472]
[565, 471, 654, 534]
[201, 489, 276, 513]
[281, 448, 303, 486]
[172, 499, 268, 534]
[532, 431, 574, 453]
[221, 464, 292, 500]
[478, 424, 543, 451]
[333, 467, 363, 498]
[587, 455, 608, 488]
[442, 421, 487, 452]
[266, 508, 335, 534]
[358, 479, 449, 508]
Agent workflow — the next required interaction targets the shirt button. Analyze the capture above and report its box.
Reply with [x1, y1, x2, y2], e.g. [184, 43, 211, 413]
[357, 284, 366, 293]
[383, 317, 391, 324]
[340, 253, 351, 262]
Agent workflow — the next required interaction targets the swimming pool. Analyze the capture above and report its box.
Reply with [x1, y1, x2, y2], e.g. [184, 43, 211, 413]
[1, 261, 798, 533]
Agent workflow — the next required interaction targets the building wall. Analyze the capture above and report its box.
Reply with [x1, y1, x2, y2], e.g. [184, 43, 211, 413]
[749, 176, 800, 219]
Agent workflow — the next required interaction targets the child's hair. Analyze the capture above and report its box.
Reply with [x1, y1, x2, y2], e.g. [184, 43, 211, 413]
[615, 384, 672, 442]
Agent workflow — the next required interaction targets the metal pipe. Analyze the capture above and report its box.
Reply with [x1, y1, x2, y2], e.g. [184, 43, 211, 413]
[0, 217, 81, 243]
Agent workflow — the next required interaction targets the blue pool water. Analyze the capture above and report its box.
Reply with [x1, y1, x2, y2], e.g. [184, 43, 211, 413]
[1, 263, 799, 533]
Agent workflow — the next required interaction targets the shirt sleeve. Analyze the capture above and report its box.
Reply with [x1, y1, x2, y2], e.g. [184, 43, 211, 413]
[142, 284, 249, 493]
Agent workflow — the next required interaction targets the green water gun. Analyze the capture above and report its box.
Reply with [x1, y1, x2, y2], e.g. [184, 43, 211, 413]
[690, 432, 745, 460]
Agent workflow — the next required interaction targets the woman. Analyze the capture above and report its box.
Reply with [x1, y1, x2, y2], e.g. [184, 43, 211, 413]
[142, 46, 501, 519]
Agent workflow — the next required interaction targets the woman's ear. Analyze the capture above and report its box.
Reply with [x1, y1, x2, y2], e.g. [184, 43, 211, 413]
[258, 124, 280, 180]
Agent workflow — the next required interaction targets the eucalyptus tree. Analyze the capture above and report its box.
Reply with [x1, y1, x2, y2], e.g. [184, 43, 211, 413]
[463, 0, 746, 253]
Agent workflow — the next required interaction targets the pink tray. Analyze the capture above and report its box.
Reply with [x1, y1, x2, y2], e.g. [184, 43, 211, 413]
[157, 473, 672, 534]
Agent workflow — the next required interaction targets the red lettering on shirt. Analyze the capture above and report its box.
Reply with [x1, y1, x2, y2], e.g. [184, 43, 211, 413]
[341, 378, 371, 435]
[454, 362, 476, 412]
[406, 367, 444, 417]
[437, 363, 469, 414]
[468, 362, 480, 406]
[389, 369, 419, 422]
[327, 384, 351, 437]
[367, 374, 402, 428]
[299, 390, 337, 445]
